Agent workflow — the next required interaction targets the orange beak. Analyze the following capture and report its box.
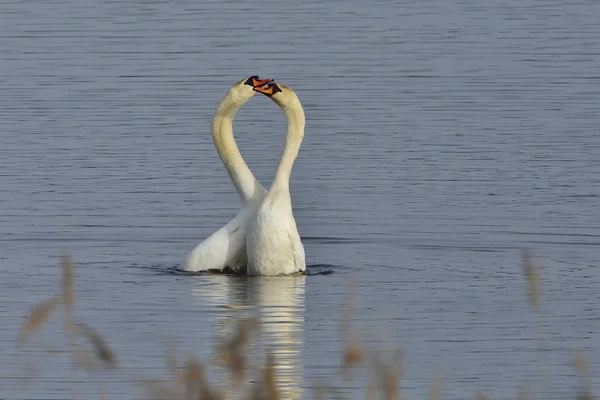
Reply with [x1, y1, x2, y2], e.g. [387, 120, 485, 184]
[253, 85, 275, 96]
[250, 77, 273, 87]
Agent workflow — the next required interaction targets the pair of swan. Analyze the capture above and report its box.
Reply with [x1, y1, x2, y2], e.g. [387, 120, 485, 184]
[183, 76, 306, 276]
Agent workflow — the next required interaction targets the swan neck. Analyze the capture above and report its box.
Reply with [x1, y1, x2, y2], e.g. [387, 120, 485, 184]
[273, 103, 305, 188]
[212, 97, 262, 203]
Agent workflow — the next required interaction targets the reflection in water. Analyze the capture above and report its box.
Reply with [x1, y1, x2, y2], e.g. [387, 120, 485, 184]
[190, 275, 306, 399]
[247, 276, 306, 399]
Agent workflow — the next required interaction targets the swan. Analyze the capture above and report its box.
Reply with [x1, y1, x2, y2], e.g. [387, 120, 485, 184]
[246, 83, 307, 276]
[182, 76, 272, 273]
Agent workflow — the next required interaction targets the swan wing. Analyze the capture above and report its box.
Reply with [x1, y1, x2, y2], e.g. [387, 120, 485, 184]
[183, 210, 249, 272]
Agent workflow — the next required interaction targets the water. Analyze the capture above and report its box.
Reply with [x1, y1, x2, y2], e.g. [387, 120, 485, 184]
[1, 0, 599, 398]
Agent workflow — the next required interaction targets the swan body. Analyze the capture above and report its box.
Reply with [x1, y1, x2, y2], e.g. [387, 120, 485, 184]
[246, 83, 306, 276]
[183, 76, 271, 273]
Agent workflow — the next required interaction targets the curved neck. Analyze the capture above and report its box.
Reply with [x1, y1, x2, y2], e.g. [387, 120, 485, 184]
[272, 102, 305, 189]
[212, 97, 264, 203]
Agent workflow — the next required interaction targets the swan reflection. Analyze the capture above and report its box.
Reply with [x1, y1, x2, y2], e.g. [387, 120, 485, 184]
[190, 275, 306, 399]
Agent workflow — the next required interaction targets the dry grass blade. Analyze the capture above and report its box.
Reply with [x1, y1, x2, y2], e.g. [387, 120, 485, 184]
[312, 380, 325, 400]
[73, 345, 95, 371]
[343, 341, 364, 370]
[181, 354, 222, 400]
[573, 349, 589, 377]
[521, 250, 540, 311]
[226, 318, 260, 352]
[218, 318, 259, 381]
[428, 370, 445, 400]
[381, 363, 400, 400]
[579, 390, 596, 400]
[61, 254, 74, 307]
[167, 341, 181, 384]
[340, 282, 357, 338]
[516, 383, 530, 400]
[228, 352, 245, 382]
[340, 282, 365, 372]
[264, 351, 280, 400]
[75, 322, 117, 368]
[18, 295, 60, 345]
[371, 351, 402, 400]
[246, 352, 280, 400]
[182, 354, 205, 395]
[573, 350, 595, 400]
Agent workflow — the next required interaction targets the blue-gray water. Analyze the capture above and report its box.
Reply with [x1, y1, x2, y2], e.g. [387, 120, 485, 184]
[1, 0, 599, 399]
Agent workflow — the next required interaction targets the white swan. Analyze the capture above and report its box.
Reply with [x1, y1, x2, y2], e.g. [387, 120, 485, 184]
[182, 76, 272, 273]
[246, 83, 307, 276]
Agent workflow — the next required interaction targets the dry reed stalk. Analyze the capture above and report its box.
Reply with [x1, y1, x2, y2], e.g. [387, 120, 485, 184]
[20, 254, 598, 400]
[217, 318, 259, 381]
[99, 381, 108, 400]
[573, 350, 595, 400]
[516, 383, 530, 400]
[521, 249, 550, 399]
[340, 282, 357, 340]
[182, 354, 205, 396]
[18, 295, 60, 345]
[60, 253, 79, 398]
[381, 359, 401, 400]
[343, 342, 365, 369]
[167, 341, 183, 386]
[521, 250, 540, 312]
[247, 351, 280, 400]
[340, 282, 365, 371]
[428, 370, 445, 400]
[314, 388, 324, 400]
[312, 381, 325, 400]
[61, 254, 74, 308]
[75, 322, 118, 368]
[573, 349, 590, 378]
[263, 352, 280, 400]
[369, 350, 402, 400]
[181, 354, 222, 400]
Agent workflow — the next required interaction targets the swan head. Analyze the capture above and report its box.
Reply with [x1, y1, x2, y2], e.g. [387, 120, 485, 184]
[225, 75, 273, 104]
[253, 83, 300, 108]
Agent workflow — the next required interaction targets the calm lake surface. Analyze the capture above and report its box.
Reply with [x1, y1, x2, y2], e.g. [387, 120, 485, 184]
[1, 0, 599, 398]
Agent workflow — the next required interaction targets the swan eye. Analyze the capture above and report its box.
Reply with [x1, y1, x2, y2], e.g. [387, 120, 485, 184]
[271, 84, 283, 95]
[244, 76, 260, 86]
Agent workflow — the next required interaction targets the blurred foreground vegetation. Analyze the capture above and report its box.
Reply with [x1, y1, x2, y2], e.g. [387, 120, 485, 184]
[12, 252, 596, 400]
